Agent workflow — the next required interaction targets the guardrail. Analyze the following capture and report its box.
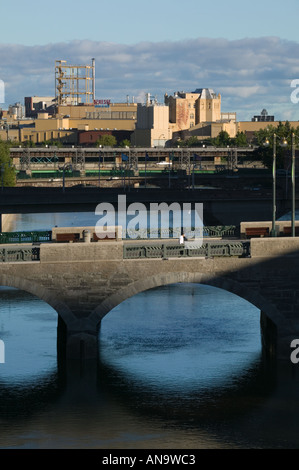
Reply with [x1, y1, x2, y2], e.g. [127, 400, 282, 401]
[123, 241, 250, 259]
[0, 227, 236, 244]
[0, 231, 52, 244]
[125, 225, 237, 239]
[0, 246, 40, 262]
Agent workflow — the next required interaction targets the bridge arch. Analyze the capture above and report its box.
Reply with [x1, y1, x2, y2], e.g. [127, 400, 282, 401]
[0, 273, 76, 328]
[90, 271, 290, 339]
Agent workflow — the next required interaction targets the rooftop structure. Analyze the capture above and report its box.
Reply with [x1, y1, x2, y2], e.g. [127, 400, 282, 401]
[55, 59, 95, 106]
[252, 109, 274, 122]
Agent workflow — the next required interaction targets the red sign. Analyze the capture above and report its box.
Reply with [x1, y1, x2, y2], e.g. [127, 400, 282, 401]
[94, 99, 111, 106]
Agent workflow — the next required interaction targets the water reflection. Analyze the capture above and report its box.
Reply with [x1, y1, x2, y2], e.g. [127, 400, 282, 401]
[99, 283, 262, 394]
[97, 284, 275, 433]
[0, 281, 272, 447]
[0, 287, 57, 384]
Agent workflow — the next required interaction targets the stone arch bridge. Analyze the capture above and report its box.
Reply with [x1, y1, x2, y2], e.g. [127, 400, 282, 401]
[1, 237, 299, 364]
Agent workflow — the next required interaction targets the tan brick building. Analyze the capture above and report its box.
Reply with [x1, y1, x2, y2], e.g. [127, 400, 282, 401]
[165, 88, 222, 132]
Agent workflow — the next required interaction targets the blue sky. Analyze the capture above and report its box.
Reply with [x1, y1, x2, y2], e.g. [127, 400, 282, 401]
[1, 0, 299, 120]
[2, 0, 298, 45]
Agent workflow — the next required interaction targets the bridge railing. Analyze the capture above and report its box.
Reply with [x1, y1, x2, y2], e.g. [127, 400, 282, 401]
[123, 241, 250, 259]
[0, 231, 52, 244]
[125, 225, 237, 239]
[0, 246, 40, 262]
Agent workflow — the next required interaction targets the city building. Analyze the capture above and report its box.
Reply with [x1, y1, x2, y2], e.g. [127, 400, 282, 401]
[165, 89, 222, 130]
[0, 100, 137, 145]
[131, 94, 172, 147]
[252, 109, 274, 122]
[25, 96, 56, 118]
[164, 88, 237, 143]
[237, 120, 299, 143]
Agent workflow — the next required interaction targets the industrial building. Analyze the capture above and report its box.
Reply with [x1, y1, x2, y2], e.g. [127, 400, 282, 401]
[2, 58, 299, 149]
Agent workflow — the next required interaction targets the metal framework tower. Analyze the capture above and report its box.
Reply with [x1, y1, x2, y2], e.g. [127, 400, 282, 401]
[55, 59, 95, 105]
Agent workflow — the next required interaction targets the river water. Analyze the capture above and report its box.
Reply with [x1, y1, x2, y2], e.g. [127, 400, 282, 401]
[0, 212, 299, 449]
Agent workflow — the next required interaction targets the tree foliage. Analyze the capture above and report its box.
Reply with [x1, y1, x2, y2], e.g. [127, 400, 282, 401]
[175, 131, 249, 148]
[95, 135, 117, 147]
[119, 139, 131, 148]
[0, 140, 16, 186]
[253, 121, 297, 169]
[210, 130, 231, 147]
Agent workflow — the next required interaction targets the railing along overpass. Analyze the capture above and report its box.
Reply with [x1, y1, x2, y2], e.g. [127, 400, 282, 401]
[10, 146, 256, 173]
[0, 235, 299, 365]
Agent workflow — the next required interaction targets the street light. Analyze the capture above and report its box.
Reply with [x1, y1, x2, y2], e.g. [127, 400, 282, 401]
[98, 151, 103, 188]
[291, 133, 297, 237]
[264, 133, 288, 237]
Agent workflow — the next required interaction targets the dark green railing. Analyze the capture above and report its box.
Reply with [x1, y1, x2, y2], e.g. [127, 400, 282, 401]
[125, 225, 237, 239]
[0, 231, 52, 244]
[123, 241, 250, 259]
[0, 246, 40, 262]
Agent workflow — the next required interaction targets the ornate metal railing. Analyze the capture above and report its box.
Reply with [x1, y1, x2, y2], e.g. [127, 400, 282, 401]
[123, 241, 250, 259]
[0, 231, 52, 244]
[125, 225, 237, 239]
[0, 246, 40, 262]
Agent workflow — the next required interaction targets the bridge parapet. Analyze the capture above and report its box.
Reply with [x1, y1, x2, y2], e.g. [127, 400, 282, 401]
[39, 241, 124, 262]
[250, 238, 299, 258]
[123, 241, 250, 259]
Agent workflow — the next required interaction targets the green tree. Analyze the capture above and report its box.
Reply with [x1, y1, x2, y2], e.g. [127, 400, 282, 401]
[185, 136, 201, 147]
[95, 135, 117, 147]
[23, 140, 36, 148]
[231, 131, 248, 147]
[0, 140, 16, 187]
[41, 139, 63, 148]
[211, 130, 231, 147]
[253, 122, 295, 169]
[119, 139, 131, 148]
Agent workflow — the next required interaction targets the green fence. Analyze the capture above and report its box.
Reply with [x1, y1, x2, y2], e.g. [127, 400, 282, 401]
[123, 241, 250, 259]
[0, 246, 40, 262]
[0, 231, 52, 244]
[125, 226, 237, 239]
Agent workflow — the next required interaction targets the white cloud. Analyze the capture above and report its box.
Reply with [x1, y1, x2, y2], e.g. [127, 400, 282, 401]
[1, 37, 299, 121]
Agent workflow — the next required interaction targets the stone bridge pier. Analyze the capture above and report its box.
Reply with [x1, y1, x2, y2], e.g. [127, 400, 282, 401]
[1, 238, 299, 366]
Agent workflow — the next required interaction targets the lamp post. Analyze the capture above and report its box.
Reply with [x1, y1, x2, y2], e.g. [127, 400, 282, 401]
[291, 132, 296, 237]
[264, 133, 288, 237]
[272, 134, 277, 237]
[98, 150, 103, 188]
